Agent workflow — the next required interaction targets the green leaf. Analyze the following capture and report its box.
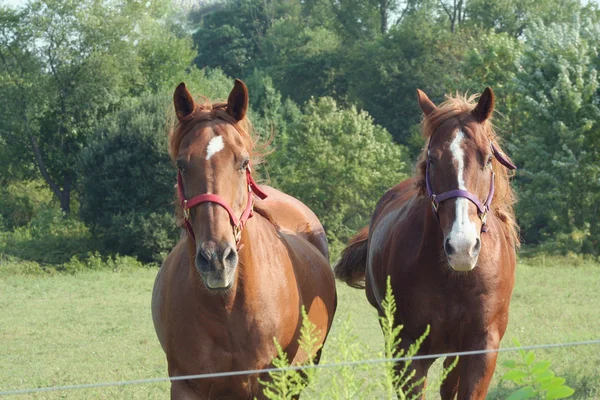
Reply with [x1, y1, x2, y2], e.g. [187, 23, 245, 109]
[506, 386, 537, 400]
[536, 370, 555, 383]
[531, 360, 551, 375]
[545, 386, 575, 399]
[502, 369, 528, 384]
[541, 377, 567, 391]
[524, 351, 535, 366]
[503, 360, 517, 368]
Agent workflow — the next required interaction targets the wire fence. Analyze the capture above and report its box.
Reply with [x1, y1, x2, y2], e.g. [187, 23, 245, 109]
[1, 338, 599, 396]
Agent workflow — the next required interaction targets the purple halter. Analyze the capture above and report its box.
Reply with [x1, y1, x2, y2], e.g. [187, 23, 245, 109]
[426, 140, 516, 233]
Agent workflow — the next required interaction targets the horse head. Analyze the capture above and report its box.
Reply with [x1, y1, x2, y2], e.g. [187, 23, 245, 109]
[171, 79, 266, 290]
[417, 87, 516, 272]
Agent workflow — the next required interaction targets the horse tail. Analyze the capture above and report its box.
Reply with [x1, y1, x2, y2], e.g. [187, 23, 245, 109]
[334, 226, 369, 289]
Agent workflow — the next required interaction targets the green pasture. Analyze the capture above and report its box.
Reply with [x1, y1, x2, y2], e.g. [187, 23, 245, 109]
[1, 256, 599, 399]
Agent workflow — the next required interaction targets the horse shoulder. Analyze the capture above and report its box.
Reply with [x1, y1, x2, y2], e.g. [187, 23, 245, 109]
[151, 239, 189, 353]
[254, 185, 329, 259]
[276, 230, 336, 361]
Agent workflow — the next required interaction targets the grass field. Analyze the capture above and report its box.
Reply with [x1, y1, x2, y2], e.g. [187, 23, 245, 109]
[1, 256, 599, 399]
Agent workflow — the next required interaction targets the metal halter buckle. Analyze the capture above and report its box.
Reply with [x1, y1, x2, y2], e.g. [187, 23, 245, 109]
[233, 224, 242, 243]
[480, 210, 488, 226]
[431, 195, 439, 213]
[183, 201, 190, 220]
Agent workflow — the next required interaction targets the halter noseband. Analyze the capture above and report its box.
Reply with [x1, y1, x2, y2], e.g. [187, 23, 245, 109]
[426, 140, 516, 233]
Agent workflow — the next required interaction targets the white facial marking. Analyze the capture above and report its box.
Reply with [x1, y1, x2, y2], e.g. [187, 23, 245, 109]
[205, 135, 224, 160]
[450, 130, 467, 191]
[447, 130, 479, 271]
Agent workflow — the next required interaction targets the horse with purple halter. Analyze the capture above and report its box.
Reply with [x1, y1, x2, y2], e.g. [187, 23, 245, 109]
[335, 87, 519, 399]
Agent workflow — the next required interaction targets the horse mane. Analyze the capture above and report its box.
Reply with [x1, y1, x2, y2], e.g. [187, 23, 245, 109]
[415, 93, 520, 248]
[168, 98, 275, 227]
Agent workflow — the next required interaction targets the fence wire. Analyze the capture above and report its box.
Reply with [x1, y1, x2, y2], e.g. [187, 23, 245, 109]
[1, 338, 599, 396]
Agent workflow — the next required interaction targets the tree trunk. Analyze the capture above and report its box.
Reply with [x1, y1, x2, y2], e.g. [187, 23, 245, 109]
[380, 0, 388, 35]
[29, 132, 71, 214]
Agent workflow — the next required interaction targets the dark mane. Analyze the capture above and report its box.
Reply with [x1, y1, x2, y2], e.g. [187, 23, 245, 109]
[415, 93, 520, 247]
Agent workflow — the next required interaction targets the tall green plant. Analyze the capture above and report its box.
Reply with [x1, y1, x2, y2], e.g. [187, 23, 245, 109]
[260, 307, 322, 400]
[502, 339, 575, 400]
[260, 278, 457, 399]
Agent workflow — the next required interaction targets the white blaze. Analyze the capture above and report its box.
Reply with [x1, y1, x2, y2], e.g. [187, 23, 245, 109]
[205, 136, 224, 160]
[447, 130, 479, 270]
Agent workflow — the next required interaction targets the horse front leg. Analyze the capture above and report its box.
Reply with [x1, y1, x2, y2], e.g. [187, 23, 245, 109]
[439, 356, 460, 400]
[456, 335, 500, 400]
[170, 379, 203, 399]
[393, 334, 434, 399]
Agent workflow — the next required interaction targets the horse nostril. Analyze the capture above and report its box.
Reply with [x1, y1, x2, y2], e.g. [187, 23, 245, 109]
[444, 238, 455, 256]
[195, 248, 211, 270]
[472, 238, 481, 255]
[222, 245, 238, 267]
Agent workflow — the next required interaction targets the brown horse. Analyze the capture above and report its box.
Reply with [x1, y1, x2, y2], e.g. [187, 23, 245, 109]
[152, 79, 337, 399]
[335, 88, 519, 399]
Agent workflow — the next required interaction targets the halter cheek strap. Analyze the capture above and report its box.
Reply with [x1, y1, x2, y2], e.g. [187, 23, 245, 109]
[177, 166, 268, 247]
[426, 140, 515, 232]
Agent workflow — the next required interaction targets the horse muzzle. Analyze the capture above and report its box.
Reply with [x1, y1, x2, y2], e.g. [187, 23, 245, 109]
[444, 236, 481, 272]
[195, 241, 238, 290]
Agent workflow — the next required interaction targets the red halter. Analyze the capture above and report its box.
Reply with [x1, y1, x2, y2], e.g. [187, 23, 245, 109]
[177, 166, 268, 246]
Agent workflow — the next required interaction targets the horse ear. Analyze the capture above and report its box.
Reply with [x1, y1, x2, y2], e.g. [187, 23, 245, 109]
[174, 82, 195, 121]
[227, 79, 249, 121]
[416, 89, 437, 116]
[473, 87, 495, 122]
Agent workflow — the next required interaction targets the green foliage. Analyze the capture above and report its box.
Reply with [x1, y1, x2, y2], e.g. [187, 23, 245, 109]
[466, 0, 583, 37]
[502, 339, 575, 399]
[61, 252, 145, 274]
[0, 184, 35, 230]
[78, 94, 176, 263]
[260, 307, 322, 399]
[268, 97, 409, 247]
[78, 68, 232, 262]
[0, 0, 197, 213]
[0, 206, 93, 265]
[379, 276, 458, 399]
[512, 16, 600, 254]
[260, 277, 457, 399]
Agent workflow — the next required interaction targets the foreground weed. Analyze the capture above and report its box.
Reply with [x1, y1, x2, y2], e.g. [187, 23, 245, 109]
[260, 307, 321, 399]
[380, 276, 457, 399]
[502, 339, 575, 399]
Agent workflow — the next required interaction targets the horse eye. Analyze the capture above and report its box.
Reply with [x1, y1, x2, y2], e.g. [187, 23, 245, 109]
[176, 159, 186, 172]
[428, 157, 435, 168]
[486, 154, 493, 166]
[240, 158, 250, 171]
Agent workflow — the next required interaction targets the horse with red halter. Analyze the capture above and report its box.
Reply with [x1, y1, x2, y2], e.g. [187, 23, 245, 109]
[152, 79, 337, 399]
[335, 87, 519, 399]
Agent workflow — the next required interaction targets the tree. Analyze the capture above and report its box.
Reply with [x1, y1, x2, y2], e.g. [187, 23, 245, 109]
[0, 0, 195, 214]
[267, 97, 409, 248]
[78, 69, 233, 262]
[466, 0, 584, 37]
[512, 17, 600, 254]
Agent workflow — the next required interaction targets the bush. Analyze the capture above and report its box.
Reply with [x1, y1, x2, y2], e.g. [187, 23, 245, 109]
[0, 207, 94, 265]
[78, 70, 234, 263]
[267, 97, 409, 248]
[78, 94, 177, 263]
[0, 181, 51, 230]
